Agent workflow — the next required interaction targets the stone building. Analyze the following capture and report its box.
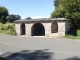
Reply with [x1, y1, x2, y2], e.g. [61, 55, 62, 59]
[14, 18, 70, 37]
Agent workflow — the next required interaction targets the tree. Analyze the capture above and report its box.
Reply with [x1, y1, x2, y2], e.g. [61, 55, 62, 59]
[51, 5, 65, 18]
[0, 6, 9, 23]
[54, 0, 60, 8]
[25, 17, 32, 20]
[63, 0, 80, 29]
[7, 14, 21, 22]
[15, 15, 21, 20]
[51, 0, 65, 18]
[51, 0, 80, 29]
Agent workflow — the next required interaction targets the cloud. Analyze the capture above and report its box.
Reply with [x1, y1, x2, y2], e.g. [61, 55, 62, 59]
[31, 16, 49, 19]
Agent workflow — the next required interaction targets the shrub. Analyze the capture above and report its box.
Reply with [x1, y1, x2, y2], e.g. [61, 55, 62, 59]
[66, 29, 77, 36]
[0, 22, 16, 35]
[66, 29, 80, 36]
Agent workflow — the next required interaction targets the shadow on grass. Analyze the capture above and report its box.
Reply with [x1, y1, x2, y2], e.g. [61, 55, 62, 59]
[1, 49, 53, 60]
[67, 29, 77, 36]
[65, 29, 80, 39]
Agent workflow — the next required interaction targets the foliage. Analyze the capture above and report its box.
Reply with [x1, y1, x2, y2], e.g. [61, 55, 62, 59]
[66, 29, 77, 36]
[65, 29, 80, 39]
[54, 0, 60, 8]
[51, 0, 66, 18]
[51, 6, 65, 18]
[65, 35, 80, 39]
[0, 22, 16, 35]
[51, 0, 80, 29]
[7, 14, 21, 22]
[25, 17, 32, 20]
[0, 6, 9, 23]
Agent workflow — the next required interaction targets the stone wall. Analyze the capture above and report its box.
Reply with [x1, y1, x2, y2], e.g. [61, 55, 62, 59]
[58, 21, 65, 36]
[15, 20, 70, 37]
[25, 22, 52, 36]
[42, 23, 51, 36]
[15, 23, 20, 35]
[25, 23, 32, 36]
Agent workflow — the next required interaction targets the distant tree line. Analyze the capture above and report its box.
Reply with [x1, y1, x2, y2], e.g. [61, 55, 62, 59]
[25, 17, 32, 20]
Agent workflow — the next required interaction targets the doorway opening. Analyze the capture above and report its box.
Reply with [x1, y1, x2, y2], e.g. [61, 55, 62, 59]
[20, 23, 26, 35]
[31, 22, 45, 36]
[51, 21, 58, 33]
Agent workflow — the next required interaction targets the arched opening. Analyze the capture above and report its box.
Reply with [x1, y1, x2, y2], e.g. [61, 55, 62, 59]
[31, 22, 45, 36]
[51, 21, 58, 33]
[20, 23, 25, 35]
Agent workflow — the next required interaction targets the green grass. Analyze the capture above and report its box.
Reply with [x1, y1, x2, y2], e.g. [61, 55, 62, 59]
[0, 30, 16, 36]
[0, 22, 17, 36]
[65, 35, 80, 39]
[77, 30, 80, 36]
[65, 29, 80, 39]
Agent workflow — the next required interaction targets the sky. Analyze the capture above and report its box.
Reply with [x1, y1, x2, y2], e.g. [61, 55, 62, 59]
[0, 0, 55, 19]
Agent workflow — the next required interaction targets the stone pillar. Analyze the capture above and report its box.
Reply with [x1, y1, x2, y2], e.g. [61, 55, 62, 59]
[15, 24, 20, 35]
[42, 23, 51, 36]
[25, 23, 32, 36]
[58, 21, 65, 36]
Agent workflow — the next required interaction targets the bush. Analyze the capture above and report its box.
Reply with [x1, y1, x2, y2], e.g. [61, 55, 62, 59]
[0, 22, 16, 35]
[65, 29, 80, 39]
[66, 29, 77, 36]
[66, 29, 80, 36]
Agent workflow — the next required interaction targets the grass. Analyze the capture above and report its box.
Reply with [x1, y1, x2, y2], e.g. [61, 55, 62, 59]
[65, 29, 80, 39]
[65, 35, 80, 39]
[0, 22, 17, 36]
[0, 30, 16, 36]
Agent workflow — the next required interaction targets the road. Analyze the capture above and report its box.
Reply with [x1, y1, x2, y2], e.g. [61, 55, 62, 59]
[0, 34, 80, 60]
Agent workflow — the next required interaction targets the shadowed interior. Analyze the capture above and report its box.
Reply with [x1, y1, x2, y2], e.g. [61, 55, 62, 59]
[31, 22, 45, 36]
[51, 21, 58, 33]
[20, 23, 25, 35]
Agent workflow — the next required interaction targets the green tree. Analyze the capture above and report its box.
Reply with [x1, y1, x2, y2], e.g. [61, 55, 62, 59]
[51, 0, 80, 29]
[7, 14, 21, 22]
[0, 6, 9, 23]
[25, 17, 32, 20]
[63, 0, 80, 29]
[51, 0, 65, 18]
[54, 0, 60, 8]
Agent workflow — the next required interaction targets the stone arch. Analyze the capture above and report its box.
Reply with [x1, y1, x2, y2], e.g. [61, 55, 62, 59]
[51, 21, 58, 33]
[31, 22, 45, 36]
[20, 23, 26, 35]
